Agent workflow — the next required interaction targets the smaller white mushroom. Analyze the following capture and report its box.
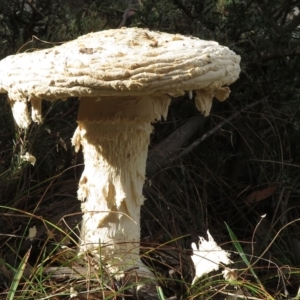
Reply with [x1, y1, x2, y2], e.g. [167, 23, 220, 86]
[191, 230, 232, 284]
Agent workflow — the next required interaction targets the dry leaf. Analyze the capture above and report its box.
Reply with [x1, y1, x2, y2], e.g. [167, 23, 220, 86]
[245, 185, 277, 203]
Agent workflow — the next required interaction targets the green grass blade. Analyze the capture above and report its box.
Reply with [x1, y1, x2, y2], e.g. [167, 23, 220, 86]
[156, 286, 166, 300]
[225, 222, 260, 283]
[7, 246, 31, 300]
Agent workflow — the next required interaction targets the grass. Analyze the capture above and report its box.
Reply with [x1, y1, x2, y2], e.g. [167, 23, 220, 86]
[1, 96, 300, 299]
[1, 207, 300, 300]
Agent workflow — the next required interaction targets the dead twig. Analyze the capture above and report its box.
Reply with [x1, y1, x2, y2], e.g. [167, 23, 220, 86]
[175, 100, 262, 160]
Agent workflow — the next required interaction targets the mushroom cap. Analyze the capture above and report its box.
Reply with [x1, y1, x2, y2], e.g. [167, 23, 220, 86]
[0, 27, 240, 101]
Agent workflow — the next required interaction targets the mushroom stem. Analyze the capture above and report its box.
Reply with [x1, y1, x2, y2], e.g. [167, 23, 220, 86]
[72, 95, 170, 278]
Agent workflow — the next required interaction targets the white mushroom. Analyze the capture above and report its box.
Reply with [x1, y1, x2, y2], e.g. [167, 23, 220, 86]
[0, 27, 241, 281]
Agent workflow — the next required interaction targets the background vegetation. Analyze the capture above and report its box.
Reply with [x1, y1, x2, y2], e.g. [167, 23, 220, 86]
[1, 0, 300, 299]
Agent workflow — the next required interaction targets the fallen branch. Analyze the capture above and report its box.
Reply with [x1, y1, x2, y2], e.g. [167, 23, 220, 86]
[146, 115, 205, 178]
[176, 100, 262, 160]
